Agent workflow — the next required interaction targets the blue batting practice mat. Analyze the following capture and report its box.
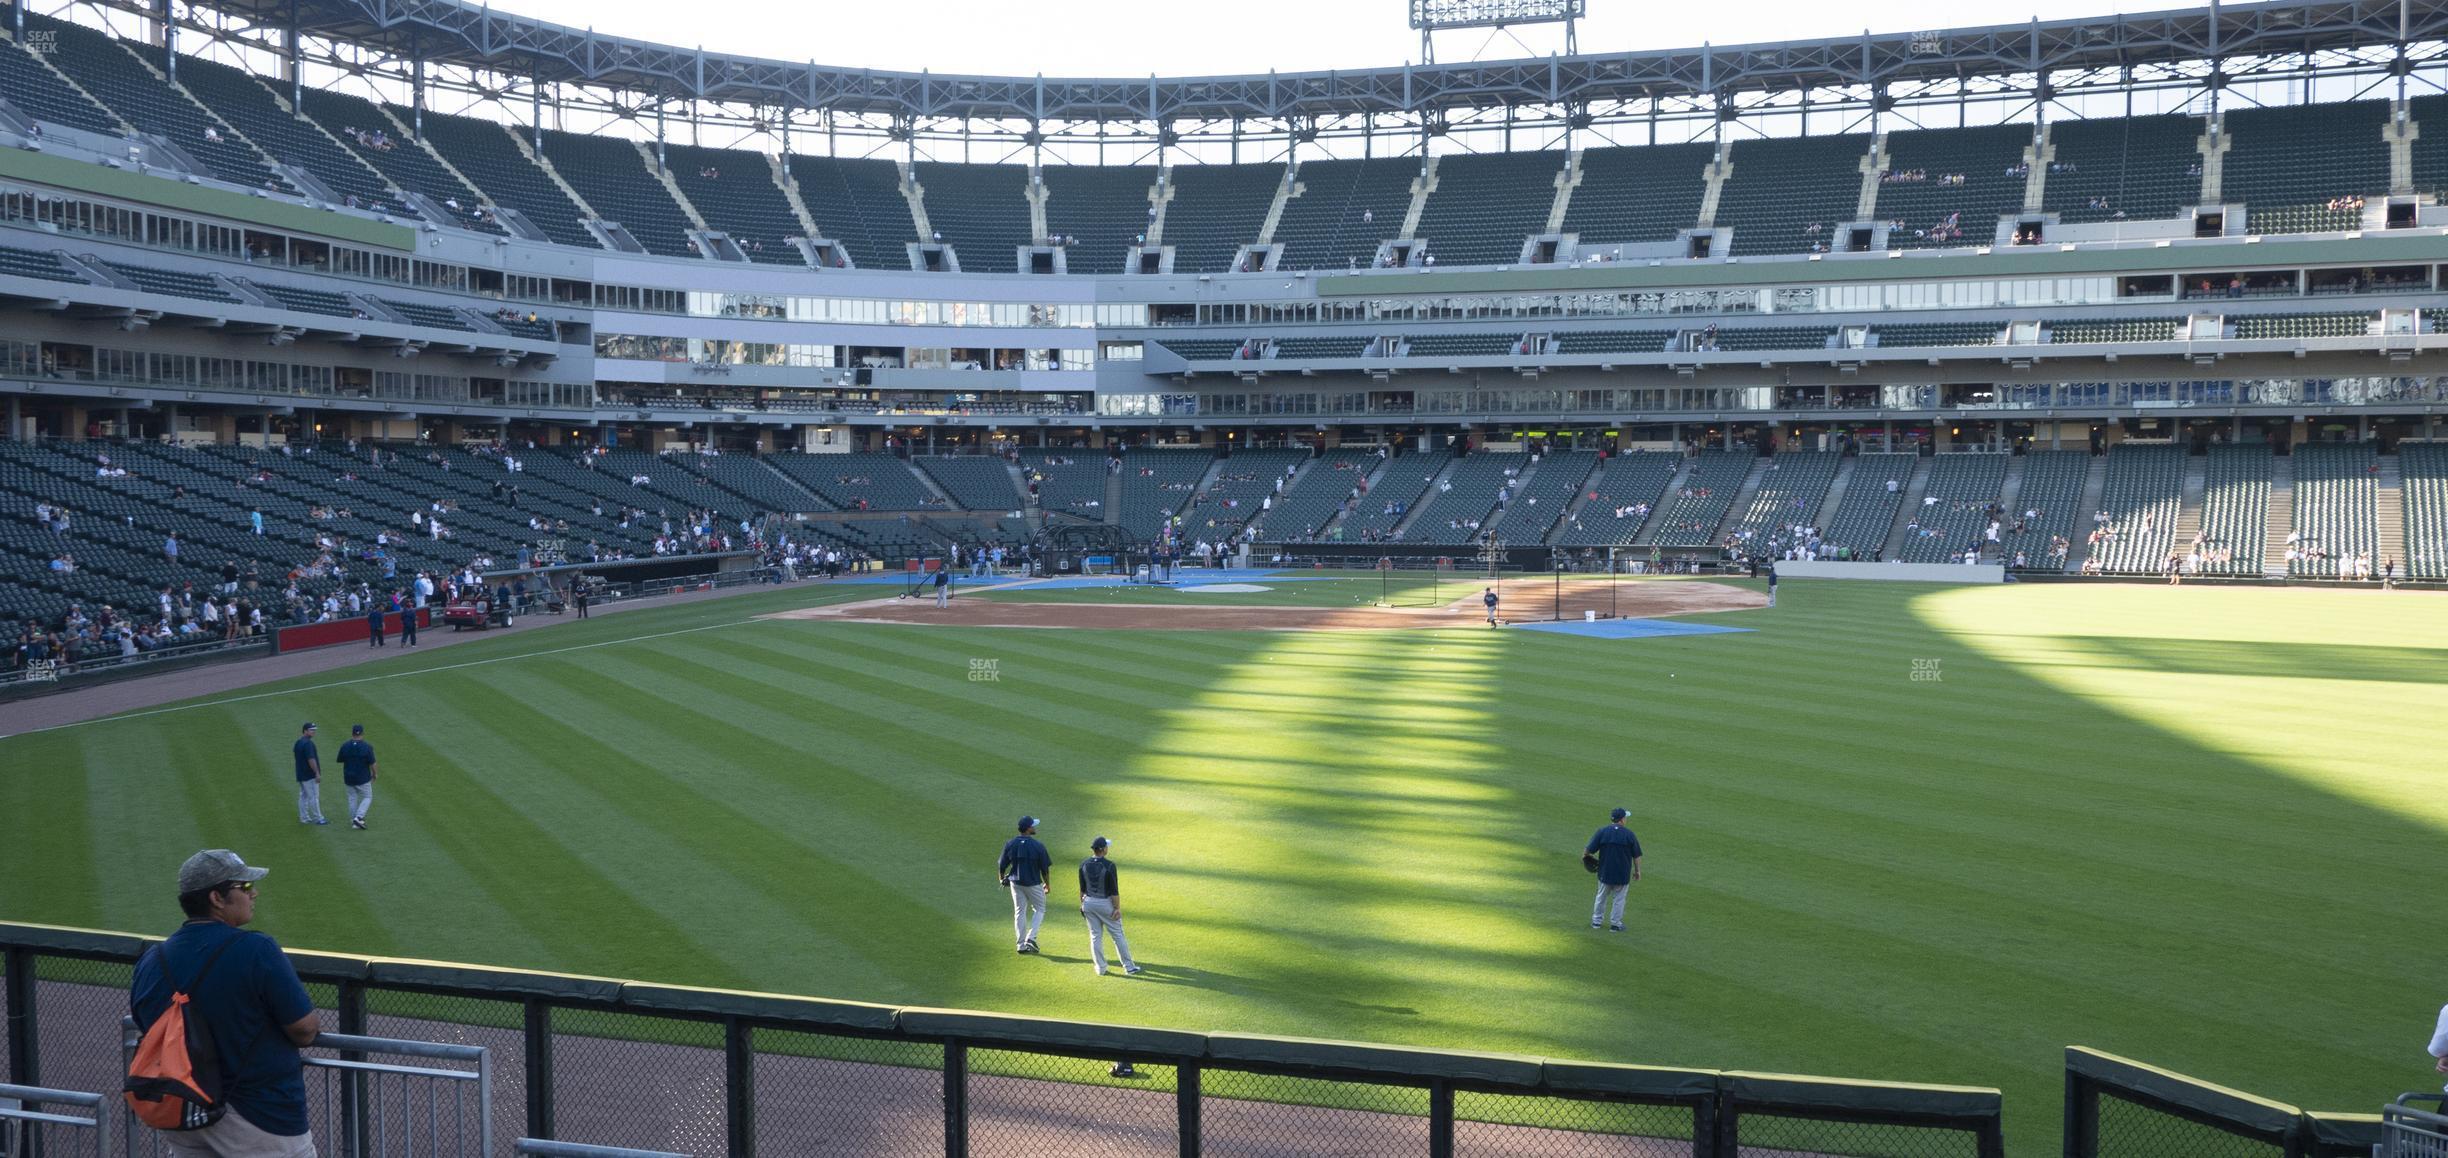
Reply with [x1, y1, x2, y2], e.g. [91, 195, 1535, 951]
[1509, 617, 1755, 640]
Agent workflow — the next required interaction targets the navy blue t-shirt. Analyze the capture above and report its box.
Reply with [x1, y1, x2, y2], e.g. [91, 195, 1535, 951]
[1585, 824, 1643, 886]
[998, 835, 1051, 887]
[336, 739, 376, 786]
[291, 737, 318, 782]
[129, 922, 315, 1137]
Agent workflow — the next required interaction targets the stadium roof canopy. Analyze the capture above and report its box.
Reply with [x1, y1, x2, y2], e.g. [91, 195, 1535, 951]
[130, 0, 2448, 149]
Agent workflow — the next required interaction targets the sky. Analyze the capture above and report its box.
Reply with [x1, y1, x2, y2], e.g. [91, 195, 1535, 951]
[476, 0, 2171, 78]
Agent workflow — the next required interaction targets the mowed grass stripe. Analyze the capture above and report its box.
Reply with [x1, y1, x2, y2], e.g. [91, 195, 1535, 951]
[355, 673, 763, 987]
[5, 578, 2440, 1158]
[434, 659, 877, 989]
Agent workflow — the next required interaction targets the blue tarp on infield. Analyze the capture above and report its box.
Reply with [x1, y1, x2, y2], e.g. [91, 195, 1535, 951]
[1509, 617, 1754, 640]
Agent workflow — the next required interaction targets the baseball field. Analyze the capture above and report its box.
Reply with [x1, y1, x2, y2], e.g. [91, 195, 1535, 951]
[0, 572, 2439, 1154]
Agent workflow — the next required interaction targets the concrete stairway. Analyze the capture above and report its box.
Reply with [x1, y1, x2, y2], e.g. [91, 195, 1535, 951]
[1484, 457, 1544, 537]
[1814, 454, 1862, 532]
[1880, 456, 1936, 559]
[2171, 454, 2207, 553]
[2063, 454, 2111, 572]
[2262, 455, 2294, 576]
[1631, 457, 1699, 543]
[1389, 454, 1468, 540]
[2378, 454, 2406, 569]
[1997, 454, 2028, 521]
[1707, 456, 1776, 543]
[1315, 451, 1395, 541]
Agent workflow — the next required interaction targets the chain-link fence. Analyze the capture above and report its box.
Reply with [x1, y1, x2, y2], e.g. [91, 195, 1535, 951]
[2064, 1046, 2382, 1158]
[7, 926, 2188, 1158]
[1198, 1068, 1429, 1156]
[364, 989, 529, 1157]
[750, 1029, 941, 1156]
[2092, 1091, 2284, 1158]
[965, 1048, 1176, 1157]
[1453, 1089, 1695, 1156]
[549, 1009, 725, 1158]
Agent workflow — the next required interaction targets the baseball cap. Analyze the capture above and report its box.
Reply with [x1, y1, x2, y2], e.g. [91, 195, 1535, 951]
[1090, 836, 1110, 851]
[177, 849, 268, 894]
[1610, 807, 1629, 821]
[350, 724, 364, 735]
[301, 722, 316, 732]
[1018, 815, 1038, 831]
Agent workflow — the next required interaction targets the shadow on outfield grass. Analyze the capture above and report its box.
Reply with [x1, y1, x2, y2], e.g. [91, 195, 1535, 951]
[2032, 636, 2448, 684]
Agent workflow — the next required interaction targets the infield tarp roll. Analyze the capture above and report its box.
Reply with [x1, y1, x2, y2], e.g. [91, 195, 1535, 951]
[1540, 1058, 1721, 1100]
[1205, 1032, 1545, 1087]
[1721, 1070, 2001, 1120]
[621, 982, 898, 1033]
[2064, 1047, 2299, 1137]
[897, 1007, 1206, 1059]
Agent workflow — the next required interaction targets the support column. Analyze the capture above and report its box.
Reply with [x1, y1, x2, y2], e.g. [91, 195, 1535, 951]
[286, 0, 303, 110]
[158, 0, 176, 83]
[6, 395, 21, 441]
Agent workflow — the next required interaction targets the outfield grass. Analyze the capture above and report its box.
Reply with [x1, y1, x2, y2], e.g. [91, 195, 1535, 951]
[2, 577, 2440, 1154]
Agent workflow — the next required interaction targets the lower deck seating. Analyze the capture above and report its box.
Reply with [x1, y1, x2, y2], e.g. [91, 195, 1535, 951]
[766, 452, 943, 510]
[2011, 450, 2090, 569]
[1553, 452, 1680, 547]
[1399, 452, 1522, 543]
[1499, 450, 1600, 544]
[1897, 454, 2008, 563]
[2287, 442, 2376, 577]
[1334, 449, 1453, 541]
[2193, 445, 2269, 576]
[1721, 451, 1841, 555]
[1649, 452, 1754, 546]
[1180, 448, 1309, 539]
[1822, 453, 1917, 558]
[1258, 449, 1377, 541]
[1119, 448, 1216, 538]
[916, 455, 1024, 511]
[2402, 443, 2448, 580]
[2086, 444, 2184, 573]
[1019, 450, 1110, 519]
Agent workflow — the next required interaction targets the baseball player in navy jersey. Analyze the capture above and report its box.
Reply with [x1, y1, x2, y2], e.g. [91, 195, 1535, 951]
[997, 815, 1053, 953]
[1077, 836, 1139, 976]
[1583, 807, 1644, 931]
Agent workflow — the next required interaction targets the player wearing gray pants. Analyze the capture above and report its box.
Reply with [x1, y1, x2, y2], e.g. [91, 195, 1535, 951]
[292, 723, 327, 825]
[1078, 836, 1140, 976]
[997, 816, 1053, 953]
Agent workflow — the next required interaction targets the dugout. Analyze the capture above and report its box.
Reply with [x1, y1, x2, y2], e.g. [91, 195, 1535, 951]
[1040, 521, 1147, 577]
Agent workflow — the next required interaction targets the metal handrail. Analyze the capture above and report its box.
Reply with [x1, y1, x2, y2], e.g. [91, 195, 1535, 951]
[0, 1082, 108, 1150]
[514, 1141, 687, 1158]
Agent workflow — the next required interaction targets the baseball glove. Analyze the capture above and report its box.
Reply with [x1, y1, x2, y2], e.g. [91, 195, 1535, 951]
[1581, 852, 1601, 874]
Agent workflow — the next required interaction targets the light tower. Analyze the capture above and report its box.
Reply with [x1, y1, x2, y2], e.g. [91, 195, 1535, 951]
[1408, 0, 1585, 64]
